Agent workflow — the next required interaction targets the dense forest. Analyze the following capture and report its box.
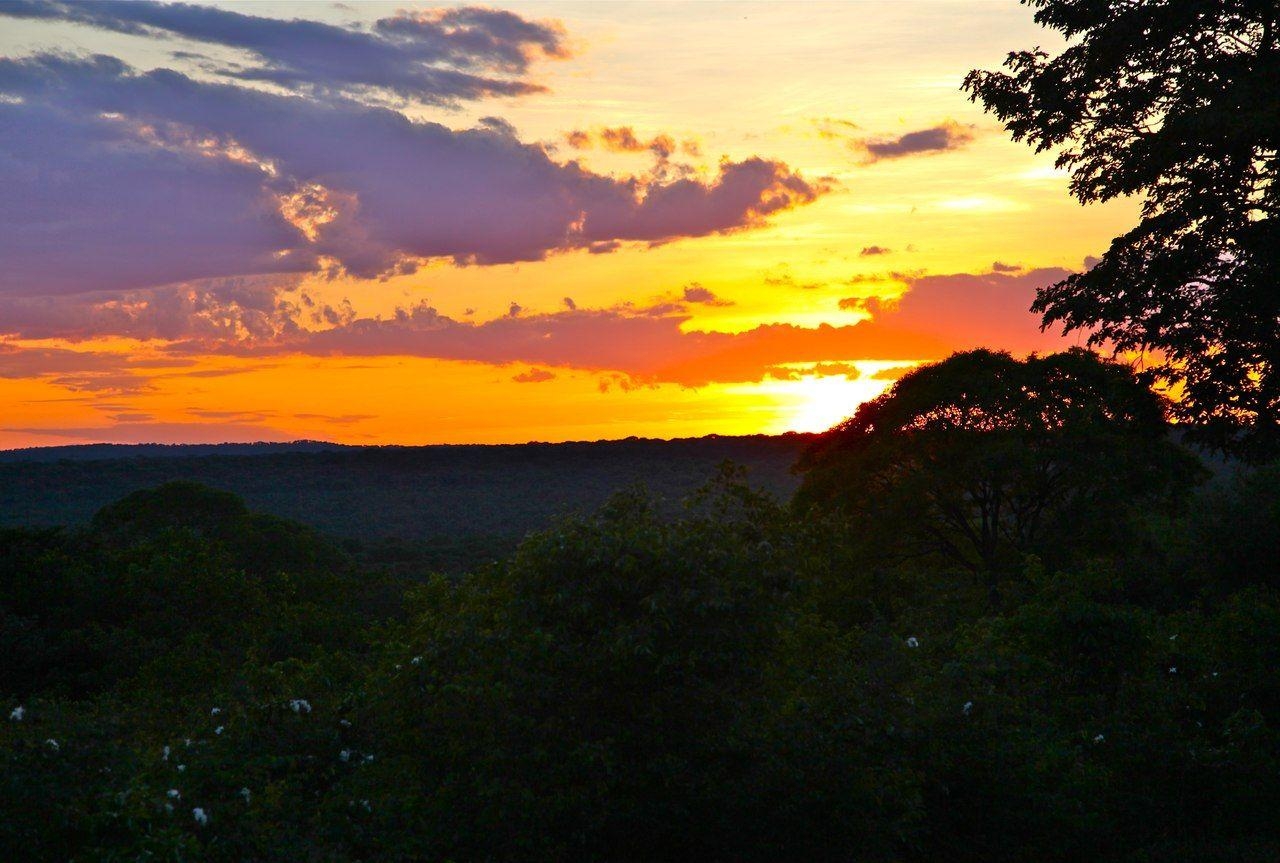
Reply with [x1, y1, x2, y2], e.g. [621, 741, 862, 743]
[4, 349, 1280, 861]
[0, 435, 811, 573]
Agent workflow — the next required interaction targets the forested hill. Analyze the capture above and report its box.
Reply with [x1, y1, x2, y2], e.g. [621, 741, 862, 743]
[0, 434, 813, 562]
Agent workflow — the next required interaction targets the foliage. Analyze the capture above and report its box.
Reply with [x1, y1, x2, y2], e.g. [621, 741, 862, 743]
[0, 434, 812, 571]
[794, 349, 1203, 589]
[963, 0, 1280, 458]
[3, 444, 1280, 860]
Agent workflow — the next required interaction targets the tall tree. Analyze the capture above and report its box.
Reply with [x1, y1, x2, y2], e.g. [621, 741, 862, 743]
[794, 350, 1202, 590]
[963, 0, 1280, 458]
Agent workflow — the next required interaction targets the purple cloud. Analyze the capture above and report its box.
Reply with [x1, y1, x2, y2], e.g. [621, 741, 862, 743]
[0, 54, 826, 295]
[862, 121, 976, 162]
[512, 367, 556, 383]
[0, 2, 568, 105]
[681, 284, 733, 306]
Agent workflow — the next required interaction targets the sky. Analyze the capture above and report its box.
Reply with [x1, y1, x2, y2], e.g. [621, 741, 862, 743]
[0, 0, 1140, 448]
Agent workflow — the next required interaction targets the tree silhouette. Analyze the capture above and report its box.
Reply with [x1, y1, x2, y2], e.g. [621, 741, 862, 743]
[795, 349, 1202, 592]
[963, 0, 1280, 458]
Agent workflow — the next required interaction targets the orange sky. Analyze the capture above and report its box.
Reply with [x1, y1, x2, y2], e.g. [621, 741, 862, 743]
[0, 1, 1138, 448]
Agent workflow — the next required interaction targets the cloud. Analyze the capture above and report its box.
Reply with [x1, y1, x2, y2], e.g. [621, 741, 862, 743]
[166, 299, 950, 387]
[812, 117, 860, 140]
[512, 367, 555, 383]
[991, 261, 1021, 273]
[763, 269, 824, 291]
[0, 266, 1083, 394]
[601, 126, 675, 159]
[860, 245, 891, 257]
[681, 283, 733, 306]
[861, 121, 976, 162]
[565, 125, 678, 159]
[837, 266, 1080, 355]
[807, 362, 861, 378]
[0, 2, 569, 105]
[0, 342, 190, 393]
[2, 421, 293, 444]
[0, 276, 306, 341]
[0, 53, 827, 295]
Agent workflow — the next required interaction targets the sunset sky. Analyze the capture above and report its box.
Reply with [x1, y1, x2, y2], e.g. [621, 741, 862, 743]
[0, 0, 1140, 448]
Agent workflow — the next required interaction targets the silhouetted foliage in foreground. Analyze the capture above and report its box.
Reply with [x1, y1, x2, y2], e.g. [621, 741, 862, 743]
[963, 0, 1280, 458]
[795, 350, 1205, 592]
[3, 379, 1279, 860]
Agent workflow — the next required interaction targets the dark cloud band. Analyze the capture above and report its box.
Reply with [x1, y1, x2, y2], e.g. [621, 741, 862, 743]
[0, 1, 568, 105]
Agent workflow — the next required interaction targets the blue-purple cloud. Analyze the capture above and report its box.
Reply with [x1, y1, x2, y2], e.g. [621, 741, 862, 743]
[0, 1, 568, 105]
[0, 52, 826, 295]
[862, 121, 976, 162]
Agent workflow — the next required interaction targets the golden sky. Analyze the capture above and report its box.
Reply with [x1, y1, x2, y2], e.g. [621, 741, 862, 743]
[0, 1, 1138, 447]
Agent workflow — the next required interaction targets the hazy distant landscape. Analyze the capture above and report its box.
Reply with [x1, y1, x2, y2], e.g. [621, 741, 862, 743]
[0, 435, 812, 571]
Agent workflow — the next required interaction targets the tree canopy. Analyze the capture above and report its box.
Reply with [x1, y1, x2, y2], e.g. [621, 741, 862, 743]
[795, 349, 1202, 585]
[963, 0, 1280, 458]
[5, 464, 1280, 859]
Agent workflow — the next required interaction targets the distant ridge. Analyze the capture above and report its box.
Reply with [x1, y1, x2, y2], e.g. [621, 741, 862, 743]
[0, 434, 817, 569]
[0, 433, 811, 463]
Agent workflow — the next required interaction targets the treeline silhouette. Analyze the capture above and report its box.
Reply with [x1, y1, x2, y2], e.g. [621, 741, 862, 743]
[3, 349, 1279, 861]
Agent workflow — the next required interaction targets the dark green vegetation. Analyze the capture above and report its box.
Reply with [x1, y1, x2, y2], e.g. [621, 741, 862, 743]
[0, 435, 811, 573]
[964, 0, 1280, 458]
[4, 350, 1280, 861]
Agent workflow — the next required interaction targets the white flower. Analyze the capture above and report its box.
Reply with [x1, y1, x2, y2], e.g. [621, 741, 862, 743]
[167, 789, 181, 800]
[339, 749, 352, 762]
[239, 787, 251, 803]
[8, 706, 24, 722]
[162, 745, 171, 761]
[411, 656, 423, 666]
[192, 807, 209, 826]
[184, 738, 192, 747]
[906, 637, 920, 649]
[177, 764, 186, 772]
[962, 701, 973, 716]
[360, 799, 371, 813]
[210, 707, 221, 716]
[363, 754, 375, 764]
[339, 719, 352, 728]
[1169, 666, 1177, 674]
[45, 738, 59, 751]
[1093, 734, 1105, 744]
[214, 726, 224, 735]
[289, 699, 312, 714]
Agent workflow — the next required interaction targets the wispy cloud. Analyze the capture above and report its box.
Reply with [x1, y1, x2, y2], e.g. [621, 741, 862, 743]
[0, 1, 569, 105]
[861, 121, 976, 162]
